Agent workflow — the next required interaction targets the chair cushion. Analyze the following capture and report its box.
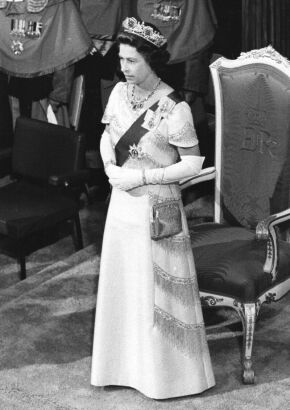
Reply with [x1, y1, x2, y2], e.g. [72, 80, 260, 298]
[191, 223, 290, 302]
[0, 181, 78, 239]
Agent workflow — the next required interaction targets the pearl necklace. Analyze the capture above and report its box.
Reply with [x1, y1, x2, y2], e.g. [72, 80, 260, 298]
[128, 78, 161, 111]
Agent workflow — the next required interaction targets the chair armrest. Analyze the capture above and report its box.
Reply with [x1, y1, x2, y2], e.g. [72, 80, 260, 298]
[49, 169, 90, 187]
[256, 208, 290, 279]
[180, 167, 216, 190]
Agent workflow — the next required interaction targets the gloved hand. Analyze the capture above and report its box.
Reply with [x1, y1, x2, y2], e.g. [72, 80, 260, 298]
[105, 164, 121, 179]
[109, 168, 143, 191]
[145, 155, 205, 184]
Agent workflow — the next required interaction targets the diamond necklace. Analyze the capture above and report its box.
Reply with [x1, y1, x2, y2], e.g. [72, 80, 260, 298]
[128, 78, 161, 111]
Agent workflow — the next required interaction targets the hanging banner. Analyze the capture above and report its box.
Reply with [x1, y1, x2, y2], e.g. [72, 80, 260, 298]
[0, 0, 92, 77]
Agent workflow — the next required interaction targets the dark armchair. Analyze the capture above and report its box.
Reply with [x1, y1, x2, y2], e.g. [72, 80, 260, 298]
[181, 46, 290, 383]
[0, 116, 89, 280]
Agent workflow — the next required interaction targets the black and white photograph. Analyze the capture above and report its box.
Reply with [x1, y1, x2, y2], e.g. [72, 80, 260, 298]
[0, 1, 290, 409]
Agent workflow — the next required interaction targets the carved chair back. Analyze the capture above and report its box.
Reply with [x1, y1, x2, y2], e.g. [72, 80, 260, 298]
[211, 46, 290, 229]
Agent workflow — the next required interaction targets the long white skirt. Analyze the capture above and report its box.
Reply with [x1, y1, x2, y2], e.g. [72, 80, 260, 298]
[91, 188, 215, 399]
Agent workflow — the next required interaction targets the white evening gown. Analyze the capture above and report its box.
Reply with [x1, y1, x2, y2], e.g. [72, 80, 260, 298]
[91, 82, 215, 399]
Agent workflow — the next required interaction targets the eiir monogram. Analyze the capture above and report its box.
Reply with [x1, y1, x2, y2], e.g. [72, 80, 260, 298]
[241, 108, 278, 157]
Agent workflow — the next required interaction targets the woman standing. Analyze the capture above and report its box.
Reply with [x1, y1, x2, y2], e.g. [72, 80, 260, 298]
[91, 17, 215, 399]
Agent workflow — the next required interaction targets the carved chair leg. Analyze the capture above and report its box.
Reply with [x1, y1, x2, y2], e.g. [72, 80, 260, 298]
[240, 302, 256, 384]
[17, 248, 26, 281]
[73, 214, 83, 251]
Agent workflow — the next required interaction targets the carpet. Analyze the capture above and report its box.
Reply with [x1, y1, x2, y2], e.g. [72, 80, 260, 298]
[0, 245, 290, 409]
[1, 197, 290, 409]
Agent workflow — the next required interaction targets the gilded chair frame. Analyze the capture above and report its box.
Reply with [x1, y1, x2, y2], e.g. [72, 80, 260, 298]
[180, 46, 290, 383]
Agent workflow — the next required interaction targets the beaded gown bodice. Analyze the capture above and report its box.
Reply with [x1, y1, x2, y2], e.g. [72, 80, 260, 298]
[102, 82, 198, 199]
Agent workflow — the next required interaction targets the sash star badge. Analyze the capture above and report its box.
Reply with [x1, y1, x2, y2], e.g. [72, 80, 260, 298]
[129, 144, 143, 159]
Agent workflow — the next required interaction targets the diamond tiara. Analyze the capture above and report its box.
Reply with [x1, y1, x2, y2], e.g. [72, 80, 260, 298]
[122, 17, 167, 48]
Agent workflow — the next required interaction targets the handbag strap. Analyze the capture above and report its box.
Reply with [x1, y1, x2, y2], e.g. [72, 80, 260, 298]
[155, 169, 177, 204]
[156, 170, 165, 203]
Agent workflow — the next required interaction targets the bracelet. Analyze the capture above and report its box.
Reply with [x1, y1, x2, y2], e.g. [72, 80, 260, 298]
[142, 169, 147, 185]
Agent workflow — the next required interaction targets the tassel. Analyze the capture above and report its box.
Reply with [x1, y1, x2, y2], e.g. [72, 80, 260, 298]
[153, 234, 192, 255]
[154, 263, 198, 306]
[154, 305, 206, 357]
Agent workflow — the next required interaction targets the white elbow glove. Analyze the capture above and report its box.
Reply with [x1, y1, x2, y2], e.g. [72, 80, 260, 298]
[107, 156, 204, 190]
[100, 128, 116, 175]
[109, 168, 143, 191]
[145, 155, 205, 184]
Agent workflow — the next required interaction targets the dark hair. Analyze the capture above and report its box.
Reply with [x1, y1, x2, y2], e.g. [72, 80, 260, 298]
[117, 23, 170, 77]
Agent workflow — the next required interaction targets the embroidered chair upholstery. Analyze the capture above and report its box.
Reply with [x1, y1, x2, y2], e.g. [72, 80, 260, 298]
[0, 116, 89, 280]
[180, 46, 290, 383]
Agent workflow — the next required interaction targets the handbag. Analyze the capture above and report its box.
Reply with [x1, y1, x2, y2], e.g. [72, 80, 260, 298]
[150, 198, 183, 240]
[150, 172, 182, 240]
